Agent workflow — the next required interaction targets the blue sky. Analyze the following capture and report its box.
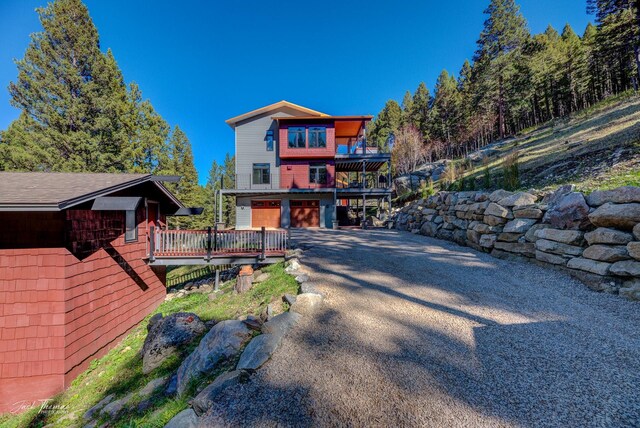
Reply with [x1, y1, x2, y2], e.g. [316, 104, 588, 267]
[0, 0, 592, 184]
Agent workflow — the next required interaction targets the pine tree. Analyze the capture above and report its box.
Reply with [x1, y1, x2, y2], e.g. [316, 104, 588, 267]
[400, 90, 414, 127]
[431, 70, 461, 153]
[221, 154, 236, 227]
[369, 100, 402, 149]
[203, 160, 224, 226]
[410, 82, 431, 141]
[165, 126, 200, 228]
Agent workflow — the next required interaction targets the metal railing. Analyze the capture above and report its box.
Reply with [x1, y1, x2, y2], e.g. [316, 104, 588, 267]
[234, 173, 335, 190]
[149, 226, 289, 260]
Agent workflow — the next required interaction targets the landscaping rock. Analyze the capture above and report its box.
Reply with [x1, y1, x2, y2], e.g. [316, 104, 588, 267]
[534, 229, 584, 245]
[567, 258, 612, 275]
[295, 274, 309, 284]
[513, 206, 543, 219]
[489, 189, 513, 202]
[542, 192, 590, 230]
[535, 239, 584, 257]
[535, 250, 568, 265]
[586, 186, 640, 206]
[588, 203, 640, 230]
[582, 245, 629, 262]
[484, 203, 512, 219]
[253, 272, 270, 283]
[191, 370, 248, 416]
[609, 260, 640, 277]
[261, 311, 301, 338]
[634, 223, 640, 240]
[524, 224, 550, 242]
[584, 228, 634, 245]
[83, 394, 115, 421]
[164, 408, 198, 428]
[142, 313, 206, 374]
[503, 218, 537, 233]
[619, 279, 640, 300]
[479, 234, 497, 248]
[290, 293, 323, 316]
[497, 192, 537, 207]
[260, 303, 275, 322]
[497, 232, 522, 242]
[139, 376, 167, 397]
[237, 333, 281, 370]
[493, 241, 535, 257]
[176, 320, 252, 396]
[282, 293, 297, 306]
[242, 315, 263, 332]
[484, 215, 507, 226]
[101, 392, 133, 418]
[147, 313, 163, 332]
[627, 242, 640, 261]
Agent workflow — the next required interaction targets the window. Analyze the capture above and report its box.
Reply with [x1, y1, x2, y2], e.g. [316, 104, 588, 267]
[308, 127, 326, 148]
[252, 163, 270, 185]
[309, 163, 328, 185]
[288, 127, 306, 148]
[266, 130, 274, 151]
[125, 210, 137, 242]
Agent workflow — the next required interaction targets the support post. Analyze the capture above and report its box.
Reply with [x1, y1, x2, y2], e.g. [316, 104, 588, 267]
[149, 226, 155, 262]
[206, 226, 212, 260]
[261, 226, 266, 260]
[362, 160, 366, 189]
[214, 269, 220, 291]
[387, 160, 392, 189]
[218, 189, 223, 226]
[287, 227, 292, 249]
[362, 194, 366, 230]
[213, 223, 218, 252]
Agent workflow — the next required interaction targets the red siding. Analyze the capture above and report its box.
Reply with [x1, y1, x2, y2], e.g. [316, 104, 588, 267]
[279, 124, 336, 159]
[280, 160, 335, 189]
[0, 206, 166, 413]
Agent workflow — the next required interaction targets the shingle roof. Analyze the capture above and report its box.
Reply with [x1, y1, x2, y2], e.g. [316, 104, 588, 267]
[0, 172, 177, 211]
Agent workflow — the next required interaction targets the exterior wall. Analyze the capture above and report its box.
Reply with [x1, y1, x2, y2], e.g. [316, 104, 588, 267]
[278, 123, 336, 159]
[235, 106, 314, 190]
[235, 194, 335, 229]
[0, 205, 166, 413]
[280, 160, 335, 189]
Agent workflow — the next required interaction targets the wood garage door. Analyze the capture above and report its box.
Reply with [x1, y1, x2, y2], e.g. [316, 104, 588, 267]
[252, 200, 281, 228]
[290, 200, 320, 228]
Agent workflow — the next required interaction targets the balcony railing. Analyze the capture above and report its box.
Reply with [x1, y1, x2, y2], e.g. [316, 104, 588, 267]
[336, 139, 389, 155]
[230, 172, 390, 191]
[149, 227, 289, 260]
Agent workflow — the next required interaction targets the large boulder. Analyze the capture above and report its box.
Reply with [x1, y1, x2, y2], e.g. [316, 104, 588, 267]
[503, 218, 537, 233]
[627, 242, 640, 261]
[535, 250, 569, 265]
[290, 293, 323, 316]
[584, 228, 634, 245]
[479, 234, 497, 248]
[588, 203, 640, 230]
[542, 192, 590, 230]
[609, 260, 640, 277]
[261, 311, 301, 338]
[497, 192, 537, 207]
[533, 229, 584, 246]
[236, 333, 281, 370]
[489, 189, 514, 202]
[175, 320, 252, 396]
[513, 206, 543, 219]
[191, 370, 248, 416]
[535, 239, 584, 257]
[567, 257, 612, 275]
[142, 313, 207, 374]
[582, 245, 629, 262]
[164, 408, 198, 428]
[493, 241, 535, 257]
[484, 203, 512, 219]
[586, 186, 640, 206]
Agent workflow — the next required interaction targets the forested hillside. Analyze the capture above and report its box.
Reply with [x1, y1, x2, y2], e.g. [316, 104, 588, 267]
[0, 0, 235, 227]
[371, 0, 640, 170]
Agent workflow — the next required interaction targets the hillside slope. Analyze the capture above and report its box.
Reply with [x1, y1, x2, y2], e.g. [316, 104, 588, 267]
[460, 93, 640, 192]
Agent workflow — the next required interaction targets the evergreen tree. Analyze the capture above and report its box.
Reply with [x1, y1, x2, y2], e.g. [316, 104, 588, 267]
[410, 82, 431, 141]
[203, 160, 224, 226]
[431, 70, 461, 152]
[165, 126, 200, 228]
[368, 100, 402, 149]
[400, 90, 414, 127]
[221, 154, 236, 227]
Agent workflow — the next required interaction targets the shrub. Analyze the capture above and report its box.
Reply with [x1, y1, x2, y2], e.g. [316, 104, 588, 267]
[502, 151, 520, 190]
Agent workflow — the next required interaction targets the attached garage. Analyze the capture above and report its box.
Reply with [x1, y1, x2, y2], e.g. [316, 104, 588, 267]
[290, 200, 320, 228]
[251, 200, 281, 228]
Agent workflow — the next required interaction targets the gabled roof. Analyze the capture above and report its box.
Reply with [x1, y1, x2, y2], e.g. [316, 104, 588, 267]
[0, 172, 184, 211]
[225, 100, 328, 128]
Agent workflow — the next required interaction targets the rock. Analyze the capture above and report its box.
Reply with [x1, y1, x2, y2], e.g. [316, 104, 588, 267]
[285, 248, 303, 261]
[542, 192, 590, 230]
[479, 234, 497, 248]
[503, 218, 537, 233]
[484, 203, 512, 219]
[466, 229, 481, 244]
[295, 274, 309, 284]
[589, 203, 640, 230]
[164, 408, 198, 428]
[584, 228, 634, 245]
[282, 293, 297, 306]
[260, 303, 275, 322]
[533, 229, 584, 245]
[253, 272, 270, 283]
[609, 260, 640, 277]
[524, 224, 550, 243]
[586, 186, 640, 206]
[147, 313, 163, 332]
[237, 333, 281, 370]
[420, 222, 438, 236]
[493, 241, 535, 257]
[535, 239, 584, 257]
[484, 215, 508, 226]
[627, 242, 640, 261]
[142, 313, 207, 374]
[191, 370, 248, 416]
[285, 259, 301, 272]
[497, 232, 522, 242]
[498, 192, 537, 207]
[567, 258, 612, 275]
[541, 184, 575, 205]
[619, 279, 640, 300]
[535, 250, 568, 265]
[164, 373, 178, 397]
[634, 224, 640, 240]
[101, 393, 133, 418]
[207, 292, 219, 301]
[489, 189, 513, 202]
[83, 394, 115, 421]
[139, 376, 167, 397]
[261, 311, 301, 338]
[242, 315, 263, 331]
[290, 293, 323, 316]
[582, 245, 629, 262]
[176, 320, 253, 396]
[473, 223, 501, 234]
[513, 206, 543, 219]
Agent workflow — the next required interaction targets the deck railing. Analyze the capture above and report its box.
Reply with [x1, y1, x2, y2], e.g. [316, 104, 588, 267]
[149, 227, 289, 260]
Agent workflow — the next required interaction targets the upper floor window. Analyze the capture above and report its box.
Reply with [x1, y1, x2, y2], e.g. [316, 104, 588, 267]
[288, 127, 306, 148]
[266, 130, 274, 151]
[252, 163, 270, 185]
[309, 162, 328, 184]
[308, 127, 326, 148]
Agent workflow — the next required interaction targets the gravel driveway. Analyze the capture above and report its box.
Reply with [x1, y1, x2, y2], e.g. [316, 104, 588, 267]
[201, 229, 640, 427]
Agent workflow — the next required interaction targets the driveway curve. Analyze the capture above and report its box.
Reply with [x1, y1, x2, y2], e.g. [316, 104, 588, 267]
[201, 229, 640, 427]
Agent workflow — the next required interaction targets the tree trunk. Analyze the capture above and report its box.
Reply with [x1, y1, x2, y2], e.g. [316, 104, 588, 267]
[498, 74, 506, 139]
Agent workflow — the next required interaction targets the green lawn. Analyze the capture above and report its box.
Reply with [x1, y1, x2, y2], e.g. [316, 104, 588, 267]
[0, 262, 298, 428]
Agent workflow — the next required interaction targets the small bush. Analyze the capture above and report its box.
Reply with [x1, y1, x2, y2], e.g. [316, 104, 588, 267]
[502, 151, 520, 190]
[482, 167, 492, 189]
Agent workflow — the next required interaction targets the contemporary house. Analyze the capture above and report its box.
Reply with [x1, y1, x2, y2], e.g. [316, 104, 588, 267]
[223, 101, 391, 229]
[0, 173, 191, 413]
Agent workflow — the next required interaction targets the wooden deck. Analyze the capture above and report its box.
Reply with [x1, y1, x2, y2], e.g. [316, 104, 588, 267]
[147, 227, 289, 266]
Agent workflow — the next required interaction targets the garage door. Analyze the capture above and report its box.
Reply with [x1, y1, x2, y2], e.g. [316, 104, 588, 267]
[290, 200, 320, 228]
[251, 200, 281, 228]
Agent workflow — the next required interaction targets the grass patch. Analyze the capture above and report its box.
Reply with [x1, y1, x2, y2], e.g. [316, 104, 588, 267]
[1, 262, 298, 428]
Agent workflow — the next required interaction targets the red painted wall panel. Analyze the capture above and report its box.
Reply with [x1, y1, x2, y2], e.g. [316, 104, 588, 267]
[279, 123, 336, 159]
[280, 160, 336, 189]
